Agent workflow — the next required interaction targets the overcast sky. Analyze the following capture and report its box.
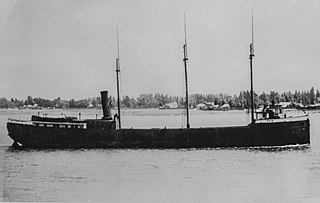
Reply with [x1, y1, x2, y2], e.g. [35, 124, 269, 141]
[0, 0, 320, 100]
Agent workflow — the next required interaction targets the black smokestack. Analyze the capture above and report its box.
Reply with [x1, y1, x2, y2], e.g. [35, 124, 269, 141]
[100, 91, 112, 120]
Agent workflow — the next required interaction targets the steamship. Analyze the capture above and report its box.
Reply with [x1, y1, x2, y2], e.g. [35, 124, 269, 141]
[6, 17, 310, 149]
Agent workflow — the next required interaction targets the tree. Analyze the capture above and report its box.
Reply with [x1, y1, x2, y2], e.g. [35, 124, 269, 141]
[122, 96, 131, 108]
[69, 99, 76, 108]
[310, 87, 315, 104]
[26, 96, 34, 106]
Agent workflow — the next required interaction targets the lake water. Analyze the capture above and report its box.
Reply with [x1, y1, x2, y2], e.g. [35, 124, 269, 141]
[1, 108, 320, 202]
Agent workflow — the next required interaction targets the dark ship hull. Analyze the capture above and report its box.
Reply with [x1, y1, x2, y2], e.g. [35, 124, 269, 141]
[7, 119, 310, 149]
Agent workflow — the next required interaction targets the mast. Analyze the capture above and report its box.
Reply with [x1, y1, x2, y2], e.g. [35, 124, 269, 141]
[116, 27, 121, 129]
[183, 14, 190, 129]
[249, 11, 255, 124]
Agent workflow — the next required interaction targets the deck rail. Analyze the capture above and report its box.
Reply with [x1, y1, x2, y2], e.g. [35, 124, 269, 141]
[8, 118, 87, 129]
[7, 118, 32, 125]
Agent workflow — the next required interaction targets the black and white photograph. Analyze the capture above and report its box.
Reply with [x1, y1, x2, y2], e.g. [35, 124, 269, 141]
[0, 0, 319, 202]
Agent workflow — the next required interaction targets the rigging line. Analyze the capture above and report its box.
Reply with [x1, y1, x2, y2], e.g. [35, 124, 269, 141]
[184, 12, 188, 52]
[249, 10, 255, 123]
[179, 14, 186, 128]
[117, 26, 120, 60]
[251, 9, 254, 48]
[116, 26, 122, 129]
[179, 61, 184, 127]
[181, 42, 186, 126]
[183, 12, 190, 128]
[117, 29, 123, 97]
[181, 48, 186, 128]
[117, 36, 123, 109]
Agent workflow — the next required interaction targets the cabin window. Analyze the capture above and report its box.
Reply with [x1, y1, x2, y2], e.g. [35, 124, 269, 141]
[39, 123, 44, 127]
[47, 124, 53, 127]
[59, 125, 66, 128]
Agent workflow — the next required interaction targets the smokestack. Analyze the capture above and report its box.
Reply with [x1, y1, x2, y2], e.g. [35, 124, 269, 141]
[100, 91, 112, 120]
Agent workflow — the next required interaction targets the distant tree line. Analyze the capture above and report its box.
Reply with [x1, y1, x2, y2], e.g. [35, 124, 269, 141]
[119, 87, 320, 109]
[0, 96, 102, 109]
[0, 87, 319, 109]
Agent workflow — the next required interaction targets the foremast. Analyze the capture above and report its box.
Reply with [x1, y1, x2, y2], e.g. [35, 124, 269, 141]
[183, 14, 190, 129]
[249, 11, 255, 124]
[116, 27, 121, 129]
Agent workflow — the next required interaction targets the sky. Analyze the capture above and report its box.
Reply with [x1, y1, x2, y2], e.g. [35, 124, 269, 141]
[0, 0, 320, 100]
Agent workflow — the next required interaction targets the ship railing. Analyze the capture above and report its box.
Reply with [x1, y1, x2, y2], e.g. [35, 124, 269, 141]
[255, 114, 308, 123]
[32, 121, 87, 129]
[7, 118, 32, 125]
[7, 118, 87, 129]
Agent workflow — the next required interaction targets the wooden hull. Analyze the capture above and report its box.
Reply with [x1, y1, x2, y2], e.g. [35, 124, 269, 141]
[7, 119, 310, 149]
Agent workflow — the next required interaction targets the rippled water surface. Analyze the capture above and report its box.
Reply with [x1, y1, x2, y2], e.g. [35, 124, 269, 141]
[1, 109, 320, 202]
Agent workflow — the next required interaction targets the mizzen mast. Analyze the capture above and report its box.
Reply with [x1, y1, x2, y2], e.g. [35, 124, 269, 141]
[183, 14, 190, 129]
[249, 11, 255, 124]
[116, 27, 121, 129]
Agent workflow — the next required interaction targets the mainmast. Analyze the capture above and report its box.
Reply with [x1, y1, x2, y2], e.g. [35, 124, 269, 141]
[249, 11, 255, 124]
[183, 14, 190, 129]
[116, 27, 121, 129]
